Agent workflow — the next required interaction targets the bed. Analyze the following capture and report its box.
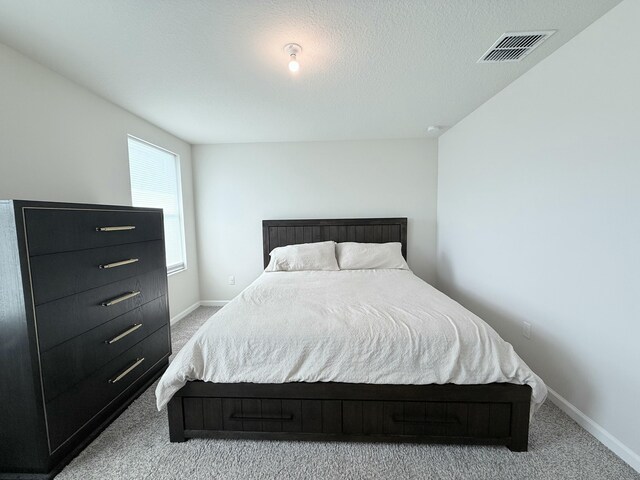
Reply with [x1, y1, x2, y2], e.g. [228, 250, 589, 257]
[160, 218, 546, 451]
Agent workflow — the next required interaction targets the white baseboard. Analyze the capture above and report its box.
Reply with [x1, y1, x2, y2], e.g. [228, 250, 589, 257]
[169, 302, 201, 326]
[170, 300, 230, 325]
[199, 300, 230, 307]
[547, 387, 639, 473]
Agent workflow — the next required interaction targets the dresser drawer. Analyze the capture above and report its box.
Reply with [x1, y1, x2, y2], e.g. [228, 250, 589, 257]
[36, 268, 167, 352]
[41, 296, 169, 402]
[30, 240, 166, 305]
[24, 208, 163, 256]
[45, 325, 170, 451]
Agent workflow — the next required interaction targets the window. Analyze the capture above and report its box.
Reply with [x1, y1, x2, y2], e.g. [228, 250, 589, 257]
[128, 136, 186, 275]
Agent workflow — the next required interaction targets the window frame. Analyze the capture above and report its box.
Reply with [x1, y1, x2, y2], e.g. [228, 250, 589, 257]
[127, 134, 188, 276]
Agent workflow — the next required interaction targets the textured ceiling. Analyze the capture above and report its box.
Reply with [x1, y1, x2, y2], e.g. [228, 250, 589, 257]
[0, 0, 620, 144]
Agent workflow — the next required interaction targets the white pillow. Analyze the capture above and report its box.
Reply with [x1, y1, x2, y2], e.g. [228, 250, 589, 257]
[336, 242, 409, 270]
[265, 241, 339, 272]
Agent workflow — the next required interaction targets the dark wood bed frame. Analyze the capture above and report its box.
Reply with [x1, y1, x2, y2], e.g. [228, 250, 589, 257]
[167, 218, 531, 451]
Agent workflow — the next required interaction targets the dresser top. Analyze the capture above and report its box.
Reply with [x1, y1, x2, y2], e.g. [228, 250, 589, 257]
[3, 199, 163, 213]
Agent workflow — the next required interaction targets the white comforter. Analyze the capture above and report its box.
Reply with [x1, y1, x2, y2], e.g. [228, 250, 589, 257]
[156, 270, 547, 413]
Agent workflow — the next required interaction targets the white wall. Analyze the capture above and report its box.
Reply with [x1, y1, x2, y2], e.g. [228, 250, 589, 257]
[0, 42, 200, 318]
[437, 0, 639, 467]
[193, 139, 438, 300]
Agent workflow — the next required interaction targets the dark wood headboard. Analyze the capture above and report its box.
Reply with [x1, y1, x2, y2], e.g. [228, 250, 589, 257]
[262, 218, 407, 268]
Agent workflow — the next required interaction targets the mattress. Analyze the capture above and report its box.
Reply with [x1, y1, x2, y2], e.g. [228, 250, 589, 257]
[156, 269, 547, 413]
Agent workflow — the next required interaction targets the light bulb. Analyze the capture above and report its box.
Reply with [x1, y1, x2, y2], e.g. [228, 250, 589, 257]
[283, 43, 302, 73]
[288, 54, 300, 73]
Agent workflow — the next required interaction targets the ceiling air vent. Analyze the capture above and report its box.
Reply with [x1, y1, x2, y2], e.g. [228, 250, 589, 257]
[478, 31, 555, 63]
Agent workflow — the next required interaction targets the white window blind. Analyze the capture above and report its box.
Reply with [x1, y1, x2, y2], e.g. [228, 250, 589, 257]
[128, 136, 186, 274]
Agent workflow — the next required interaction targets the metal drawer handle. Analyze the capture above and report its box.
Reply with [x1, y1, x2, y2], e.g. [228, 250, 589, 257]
[229, 413, 294, 422]
[96, 226, 136, 232]
[101, 290, 141, 307]
[99, 258, 139, 269]
[108, 357, 145, 384]
[105, 323, 143, 344]
[391, 415, 459, 425]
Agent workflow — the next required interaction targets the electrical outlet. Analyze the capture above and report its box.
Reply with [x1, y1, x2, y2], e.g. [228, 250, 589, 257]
[228, 275, 235, 285]
[522, 321, 532, 339]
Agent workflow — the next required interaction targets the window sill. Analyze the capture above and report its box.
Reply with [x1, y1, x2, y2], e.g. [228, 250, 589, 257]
[167, 265, 187, 277]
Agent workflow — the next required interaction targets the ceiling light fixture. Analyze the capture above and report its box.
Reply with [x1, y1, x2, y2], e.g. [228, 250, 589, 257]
[283, 43, 302, 73]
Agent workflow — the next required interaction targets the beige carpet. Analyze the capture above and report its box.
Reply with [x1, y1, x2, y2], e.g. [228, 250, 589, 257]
[57, 307, 639, 480]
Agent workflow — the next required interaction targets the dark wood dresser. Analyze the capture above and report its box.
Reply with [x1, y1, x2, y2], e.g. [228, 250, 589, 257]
[0, 200, 171, 479]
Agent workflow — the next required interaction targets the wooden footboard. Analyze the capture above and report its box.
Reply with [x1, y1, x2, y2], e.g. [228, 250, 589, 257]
[167, 382, 531, 452]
